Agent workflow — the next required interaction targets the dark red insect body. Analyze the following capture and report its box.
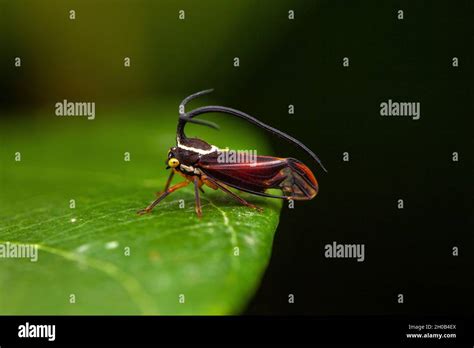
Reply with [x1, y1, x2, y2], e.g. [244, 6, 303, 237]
[138, 89, 326, 217]
[199, 155, 318, 200]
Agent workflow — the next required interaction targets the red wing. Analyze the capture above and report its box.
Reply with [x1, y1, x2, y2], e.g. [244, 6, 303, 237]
[199, 155, 318, 200]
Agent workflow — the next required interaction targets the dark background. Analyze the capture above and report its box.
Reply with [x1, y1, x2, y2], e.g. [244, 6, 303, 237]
[247, 0, 473, 315]
[1, 0, 472, 315]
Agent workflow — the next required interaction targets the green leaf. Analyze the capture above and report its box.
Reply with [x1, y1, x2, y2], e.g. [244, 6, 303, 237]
[0, 102, 281, 314]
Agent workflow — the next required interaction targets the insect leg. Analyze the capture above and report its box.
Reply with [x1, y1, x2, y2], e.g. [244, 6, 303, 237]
[193, 177, 203, 218]
[203, 175, 263, 212]
[156, 171, 175, 196]
[138, 180, 189, 215]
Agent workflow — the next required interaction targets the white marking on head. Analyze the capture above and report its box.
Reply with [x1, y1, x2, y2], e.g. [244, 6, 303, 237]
[176, 140, 219, 155]
[180, 164, 194, 173]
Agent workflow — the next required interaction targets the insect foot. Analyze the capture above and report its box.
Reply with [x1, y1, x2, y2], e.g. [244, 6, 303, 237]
[137, 208, 151, 215]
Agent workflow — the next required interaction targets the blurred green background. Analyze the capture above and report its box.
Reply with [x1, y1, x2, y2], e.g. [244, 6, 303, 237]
[1, 0, 313, 109]
[1, 0, 472, 315]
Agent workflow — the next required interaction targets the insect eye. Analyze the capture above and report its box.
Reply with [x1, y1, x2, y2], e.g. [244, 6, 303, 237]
[168, 158, 180, 168]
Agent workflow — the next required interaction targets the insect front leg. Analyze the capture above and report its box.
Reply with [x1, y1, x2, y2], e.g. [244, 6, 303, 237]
[155, 171, 175, 196]
[138, 180, 190, 215]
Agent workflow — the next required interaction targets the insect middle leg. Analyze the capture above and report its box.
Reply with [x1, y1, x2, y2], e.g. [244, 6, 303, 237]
[203, 176, 263, 212]
[138, 180, 189, 215]
[193, 177, 202, 218]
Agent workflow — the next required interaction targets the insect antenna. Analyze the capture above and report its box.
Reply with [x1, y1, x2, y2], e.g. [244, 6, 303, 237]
[185, 105, 328, 173]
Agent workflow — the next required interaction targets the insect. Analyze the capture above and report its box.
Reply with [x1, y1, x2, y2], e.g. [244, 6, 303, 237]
[137, 89, 327, 218]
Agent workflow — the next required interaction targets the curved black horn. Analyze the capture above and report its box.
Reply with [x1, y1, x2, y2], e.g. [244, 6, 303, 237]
[179, 89, 214, 114]
[179, 115, 220, 130]
[177, 89, 216, 143]
[185, 105, 328, 173]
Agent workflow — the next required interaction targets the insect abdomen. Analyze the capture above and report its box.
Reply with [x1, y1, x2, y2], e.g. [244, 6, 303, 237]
[281, 158, 318, 200]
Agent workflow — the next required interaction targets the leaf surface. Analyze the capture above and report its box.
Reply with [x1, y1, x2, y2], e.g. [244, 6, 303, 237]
[0, 102, 281, 314]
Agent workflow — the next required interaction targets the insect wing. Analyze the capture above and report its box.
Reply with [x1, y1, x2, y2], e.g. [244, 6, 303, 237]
[199, 155, 318, 200]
